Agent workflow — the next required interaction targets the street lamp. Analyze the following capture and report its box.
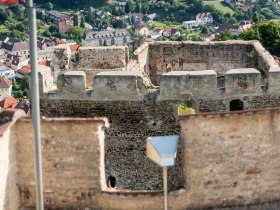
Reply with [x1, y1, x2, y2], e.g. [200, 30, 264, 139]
[147, 135, 179, 210]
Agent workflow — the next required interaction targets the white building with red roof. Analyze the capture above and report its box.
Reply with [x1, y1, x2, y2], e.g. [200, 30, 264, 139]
[10, 56, 29, 70]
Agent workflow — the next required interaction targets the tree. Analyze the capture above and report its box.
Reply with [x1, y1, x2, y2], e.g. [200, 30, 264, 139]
[218, 30, 233, 41]
[191, 34, 199, 41]
[12, 75, 29, 99]
[228, 17, 238, 24]
[201, 26, 209, 34]
[67, 26, 84, 44]
[0, 11, 7, 24]
[252, 12, 260, 24]
[80, 16, 85, 28]
[46, 2, 53, 10]
[9, 4, 21, 16]
[73, 14, 78, 26]
[49, 24, 58, 33]
[16, 23, 25, 32]
[125, 1, 134, 14]
[131, 15, 135, 24]
[239, 21, 280, 57]
[135, 3, 141, 13]
[257, 0, 267, 7]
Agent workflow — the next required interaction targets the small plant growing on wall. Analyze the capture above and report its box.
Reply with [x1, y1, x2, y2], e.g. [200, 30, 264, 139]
[178, 102, 195, 116]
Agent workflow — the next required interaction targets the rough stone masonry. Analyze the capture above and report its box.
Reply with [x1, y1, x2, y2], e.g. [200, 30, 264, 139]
[38, 41, 280, 193]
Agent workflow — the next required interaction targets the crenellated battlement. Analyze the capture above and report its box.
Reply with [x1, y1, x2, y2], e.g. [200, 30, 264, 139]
[39, 65, 280, 102]
[135, 40, 277, 85]
[35, 41, 280, 199]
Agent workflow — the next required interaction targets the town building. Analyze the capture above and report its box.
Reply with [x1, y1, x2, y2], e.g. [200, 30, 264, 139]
[45, 10, 75, 33]
[134, 22, 149, 36]
[0, 77, 12, 95]
[0, 62, 15, 79]
[112, 0, 129, 6]
[182, 20, 200, 29]
[149, 29, 163, 39]
[162, 28, 181, 38]
[199, 33, 216, 42]
[83, 30, 131, 47]
[216, 23, 252, 36]
[1, 41, 29, 58]
[196, 12, 213, 25]
[11, 57, 29, 71]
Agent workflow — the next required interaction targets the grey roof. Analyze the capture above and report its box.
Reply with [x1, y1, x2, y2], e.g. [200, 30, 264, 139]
[6, 37, 21, 44]
[0, 35, 7, 42]
[0, 66, 12, 71]
[1, 42, 29, 52]
[216, 23, 239, 33]
[46, 10, 70, 19]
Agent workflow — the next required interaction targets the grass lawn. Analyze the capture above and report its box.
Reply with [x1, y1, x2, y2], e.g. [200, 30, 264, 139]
[203, 1, 235, 15]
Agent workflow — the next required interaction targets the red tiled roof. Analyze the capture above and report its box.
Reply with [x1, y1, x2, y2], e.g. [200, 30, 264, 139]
[0, 77, 12, 88]
[19, 65, 31, 74]
[0, 97, 19, 109]
[69, 44, 80, 52]
[52, 38, 66, 45]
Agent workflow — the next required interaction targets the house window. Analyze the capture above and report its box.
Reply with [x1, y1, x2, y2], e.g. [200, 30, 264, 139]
[99, 39, 103, 46]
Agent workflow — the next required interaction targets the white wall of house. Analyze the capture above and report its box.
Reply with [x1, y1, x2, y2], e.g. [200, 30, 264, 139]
[11, 60, 28, 71]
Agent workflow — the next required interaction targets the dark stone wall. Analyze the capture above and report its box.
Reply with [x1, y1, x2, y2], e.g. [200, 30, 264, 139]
[40, 94, 280, 190]
[40, 99, 183, 191]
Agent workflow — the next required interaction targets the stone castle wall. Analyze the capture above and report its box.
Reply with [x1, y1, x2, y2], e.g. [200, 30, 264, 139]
[2, 109, 280, 209]
[0, 110, 26, 210]
[31, 41, 280, 206]
[52, 46, 129, 87]
[37, 64, 280, 192]
[135, 41, 276, 85]
[179, 109, 280, 209]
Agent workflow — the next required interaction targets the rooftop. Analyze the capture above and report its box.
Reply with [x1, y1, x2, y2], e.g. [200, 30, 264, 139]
[46, 10, 70, 19]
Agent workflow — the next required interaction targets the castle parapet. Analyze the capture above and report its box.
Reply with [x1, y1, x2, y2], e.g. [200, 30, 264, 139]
[56, 71, 87, 99]
[92, 71, 147, 101]
[268, 67, 280, 93]
[252, 42, 277, 75]
[74, 46, 129, 70]
[225, 68, 262, 95]
[159, 70, 217, 100]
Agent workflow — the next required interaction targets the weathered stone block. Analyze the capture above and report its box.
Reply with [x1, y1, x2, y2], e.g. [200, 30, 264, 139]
[159, 70, 217, 100]
[225, 68, 262, 95]
[57, 71, 86, 96]
[268, 67, 280, 93]
[92, 71, 147, 101]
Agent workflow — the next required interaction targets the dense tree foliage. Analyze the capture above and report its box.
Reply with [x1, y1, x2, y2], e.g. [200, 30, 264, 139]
[239, 21, 280, 57]
[34, 0, 107, 9]
[12, 75, 29, 99]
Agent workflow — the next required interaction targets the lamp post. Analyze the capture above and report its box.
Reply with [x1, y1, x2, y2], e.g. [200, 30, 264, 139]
[147, 135, 179, 210]
[26, 0, 44, 209]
